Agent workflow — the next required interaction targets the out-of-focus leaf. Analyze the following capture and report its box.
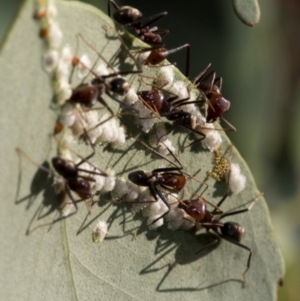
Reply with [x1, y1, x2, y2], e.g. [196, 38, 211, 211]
[232, 0, 261, 26]
[0, 1, 282, 301]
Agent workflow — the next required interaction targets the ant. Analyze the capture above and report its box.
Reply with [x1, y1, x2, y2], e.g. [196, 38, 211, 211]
[55, 34, 142, 135]
[193, 63, 236, 131]
[176, 189, 263, 285]
[108, 0, 169, 46]
[108, 1, 190, 76]
[136, 79, 205, 141]
[138, 44, 190, 77]
[126, 135, 207, 233]
[70, 34, 141, 114]
[16, 133, 107, 235]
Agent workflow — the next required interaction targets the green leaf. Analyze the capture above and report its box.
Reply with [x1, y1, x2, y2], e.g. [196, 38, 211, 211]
[0, 0, 283, 300]
[232, 0, 261, 26]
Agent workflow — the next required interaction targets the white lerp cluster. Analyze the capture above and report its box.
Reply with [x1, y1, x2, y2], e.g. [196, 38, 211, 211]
[92, 220, 109, 243]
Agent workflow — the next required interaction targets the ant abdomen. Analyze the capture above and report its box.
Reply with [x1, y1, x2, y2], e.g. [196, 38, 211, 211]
[206, 92, 231, 122]
[113, 6, 142, 25]
[68, 178, 91, 199]
[70, 85, 99, 107]
[145, 48, 168, 65]
[52, 157, 77, 178]
[221, 222, 245, 242]
[128, 171, 149, 187]
[137, 90, 167, 112]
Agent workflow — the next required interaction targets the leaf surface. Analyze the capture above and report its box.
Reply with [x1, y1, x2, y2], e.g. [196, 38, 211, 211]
[231, 0, 261, 26]
[0, 1, 283, 300]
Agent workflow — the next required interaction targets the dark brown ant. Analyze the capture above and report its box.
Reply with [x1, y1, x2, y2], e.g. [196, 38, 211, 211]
[176, 191, 263, 285]
[194, 63, 236, 131]
[108, 1, 190, 76]
[108, 0, 169, 46]
[129, 166, 186, 222]
[139, 44, 190, 77]
[69, 34, 141, 115]
[16, 133, 107, 235]
[54, 34, 142, 135]
[125, 136, 206, 233]
[137, 81, 205, 141]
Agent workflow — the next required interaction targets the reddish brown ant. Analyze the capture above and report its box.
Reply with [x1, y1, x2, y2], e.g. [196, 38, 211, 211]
[136, 79, 205, 141]
[176, 191, 263, 285]
[128, 166, 186, 226]
[124, 135, 207, 233]
[194, 63, 236, 131]
[16, 133, 107, 235]
[54, 34, 142, 135]
[108, 1, 190, 76]
[69, 34, 141, 115]
[108, 0, 169, 46]
[139, 44, 190, 77]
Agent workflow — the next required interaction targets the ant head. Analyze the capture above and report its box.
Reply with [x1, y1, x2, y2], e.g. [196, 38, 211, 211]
[179, 199, 207, 220]
[52, 157, 77, 178]
[207, 93, 231, 122]
[221, 222, 245, 242]
[128, 170, 148, 186]
[114, 6, 143, 26]
[108, 77, 130, 96]
[145, 48, 167, 65]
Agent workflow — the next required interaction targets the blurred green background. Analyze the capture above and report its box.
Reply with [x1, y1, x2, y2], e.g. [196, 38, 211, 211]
[1, 0, 299, 299]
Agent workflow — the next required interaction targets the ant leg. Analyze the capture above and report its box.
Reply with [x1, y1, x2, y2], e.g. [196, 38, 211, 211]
[219, 193, 263, 220]
[218, 233, 252, 286]
[160, 44, 190, 77]
[132, 128, 185, 168]
[207, 71, 216, 92]
[136, 12, 168, 28]
[151, 28, 169, 40]
[26, 186, 79, 235]
[106, 91, 139, 114]
[108, 0, 119, 17]
[152, 166, 182, 173]
[196, 70, 216, 91]
[220, 116, 237, 132]
[215, 76, 222, 90]
[147, 188, 170, 225]
[193, 63, 212, 86]
[135, 187, 170, 236]
[173, 230, 219, 266]
[213, 191, 230, 214]
[15, 148, 55, 177]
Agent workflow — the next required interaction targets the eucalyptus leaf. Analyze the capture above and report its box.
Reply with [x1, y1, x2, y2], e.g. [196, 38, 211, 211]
[231, 0, 261, 26]
[0, 1, 283, 301]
